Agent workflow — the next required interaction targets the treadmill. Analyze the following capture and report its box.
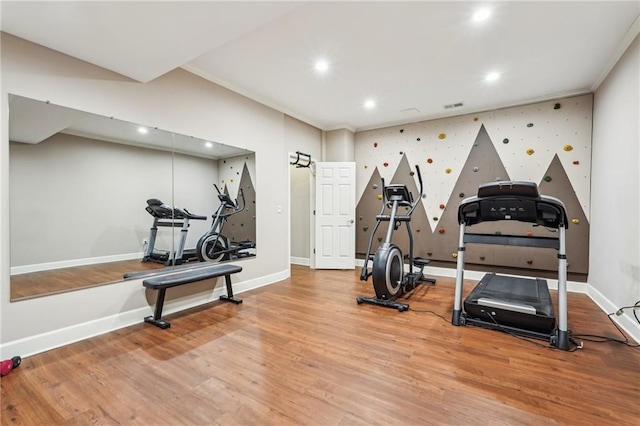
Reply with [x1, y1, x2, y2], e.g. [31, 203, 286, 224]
[142, 199, 207, 266]
[451, 181, 570, 350]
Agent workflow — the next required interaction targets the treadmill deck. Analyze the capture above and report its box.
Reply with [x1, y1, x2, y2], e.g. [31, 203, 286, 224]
[464, 273, 556, 333]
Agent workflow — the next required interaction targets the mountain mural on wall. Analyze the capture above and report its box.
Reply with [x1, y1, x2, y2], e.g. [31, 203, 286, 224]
[223, 162, 256, 247]
[356, 122, 589, 277]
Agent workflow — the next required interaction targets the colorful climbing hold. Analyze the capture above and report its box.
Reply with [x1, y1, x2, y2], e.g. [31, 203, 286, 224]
[526, 148, 535, 155]
[494, 231, 502, 235]
[452, 253, 458, 258]
[563, 144, 573, 152]
[479, 256, 485, 261]
[433, 217, 439, 221]
[427, 158, 433, 164]
[525, 231, 534, 237]
[363, 226, 369, 232]
[372, 184, 378, 189]
[377, 194, 383, 200]
[439, 203, 445, 209]
[399, 151, 403, 155]
[445, 168, 452, 174]
[400, 129, 404, 133]
[473, 166, 479, 172]
[427, 252, 433, 257]
[527, 123, 534, 128]
[527, 260, 533, 265]
[543, 175, 552, 182]
[438, 133, 446, 139]
[383, 162, 389, 167]
[554, 103, 561, 110]
[473, 117, 478, 121]
[374, 142, 378, 148]
[409, 171, 415, 176]
[417, 138, 421, 141]
[572, 218, 580, 224]
[459, 193, 465, 198]
[438, 228, 446, 234]
[572, 160, 580, 165]
[364, 165, 368, 169]
[416, 229, 421, 233]
[503, 138, 509, 144]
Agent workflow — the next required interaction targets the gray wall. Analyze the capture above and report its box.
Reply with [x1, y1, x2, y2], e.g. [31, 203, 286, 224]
[9, 133, 218, 267]
[0, 32, 322, 356]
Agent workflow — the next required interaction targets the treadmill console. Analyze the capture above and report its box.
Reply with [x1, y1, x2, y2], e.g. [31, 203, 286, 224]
[458, 181, 568, 229]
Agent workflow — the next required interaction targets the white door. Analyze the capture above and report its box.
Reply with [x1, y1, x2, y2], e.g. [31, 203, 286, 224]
[314, 162, 356, 269]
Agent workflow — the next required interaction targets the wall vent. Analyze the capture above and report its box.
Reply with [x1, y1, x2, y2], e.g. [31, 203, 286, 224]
[444, 102, 464, 109]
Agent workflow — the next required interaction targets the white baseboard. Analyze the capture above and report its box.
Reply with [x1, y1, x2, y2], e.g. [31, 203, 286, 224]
[585, 286, 640, 345]
[291, 256, 310, 266]
[11, 252, 144, 275]
[354, 258, 588, 293]
[0, 268, 289, 358]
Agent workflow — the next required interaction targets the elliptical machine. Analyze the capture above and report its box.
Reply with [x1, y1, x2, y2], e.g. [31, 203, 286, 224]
[357, 165, 435, 311]
[196, 184, 256, 262]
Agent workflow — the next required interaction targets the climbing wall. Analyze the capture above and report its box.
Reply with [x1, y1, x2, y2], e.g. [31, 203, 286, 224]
[355, 94, 592, 277]
[218, 155, 257, 247]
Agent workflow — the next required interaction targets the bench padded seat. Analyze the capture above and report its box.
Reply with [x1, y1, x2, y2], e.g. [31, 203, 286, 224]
[143, 263, 243, 329]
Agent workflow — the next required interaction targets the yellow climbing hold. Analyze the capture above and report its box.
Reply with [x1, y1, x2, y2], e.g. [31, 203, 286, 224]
[445, 168, 452, 174]
[572, 218, 580, 224]
[377, 194, 383, 200]
[438, 133, 446, 139]
[526, 148, 535, 155]
[563, 144, 573, 151]
[452, 252, 458, 258]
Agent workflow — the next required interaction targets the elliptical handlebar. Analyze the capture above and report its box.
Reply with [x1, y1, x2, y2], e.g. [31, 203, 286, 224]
[212, 184, 246, 218]
[406, 164, 423, 216]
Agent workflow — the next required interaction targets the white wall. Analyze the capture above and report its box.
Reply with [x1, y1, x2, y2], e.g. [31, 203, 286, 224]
[0, 33, 321, 357]
[285, 115, 322, 262]
[590, 33, 640, 338]
[324, 128, 355, 162]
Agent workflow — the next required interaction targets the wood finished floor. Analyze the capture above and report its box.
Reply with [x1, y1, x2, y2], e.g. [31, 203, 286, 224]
[10, 260, 168, 301]
[2, 265, 639, 425]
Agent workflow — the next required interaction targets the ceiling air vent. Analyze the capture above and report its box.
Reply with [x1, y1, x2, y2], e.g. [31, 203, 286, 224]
[444, 102, 464, 109]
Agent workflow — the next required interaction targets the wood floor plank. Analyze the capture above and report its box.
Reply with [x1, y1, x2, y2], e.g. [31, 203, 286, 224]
[2, 265, 639, 425]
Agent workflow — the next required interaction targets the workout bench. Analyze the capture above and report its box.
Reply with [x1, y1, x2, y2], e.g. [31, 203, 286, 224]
[142, 263, 243, 329]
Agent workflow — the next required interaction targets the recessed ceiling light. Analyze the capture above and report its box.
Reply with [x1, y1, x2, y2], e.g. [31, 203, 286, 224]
[315, 60, 329, 72]
[205, 142, 213, 149]
[486, 71, 500, 82]
[364, 99, 376, 109]
[137, 127, 148, 134]
[473, 8, 491, 22]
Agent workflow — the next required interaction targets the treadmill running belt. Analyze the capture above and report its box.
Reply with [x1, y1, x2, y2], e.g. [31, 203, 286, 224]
[464, 273, 556, 333]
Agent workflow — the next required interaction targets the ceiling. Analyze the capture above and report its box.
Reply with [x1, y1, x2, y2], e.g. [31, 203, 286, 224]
[2, 1, 639, 132]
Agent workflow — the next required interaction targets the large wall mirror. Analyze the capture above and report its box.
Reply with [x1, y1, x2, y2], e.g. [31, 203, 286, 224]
[8, 94, 256, 301]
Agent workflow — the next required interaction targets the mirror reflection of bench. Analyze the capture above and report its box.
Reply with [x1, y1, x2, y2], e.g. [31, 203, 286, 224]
[141, 264, 243, 329]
